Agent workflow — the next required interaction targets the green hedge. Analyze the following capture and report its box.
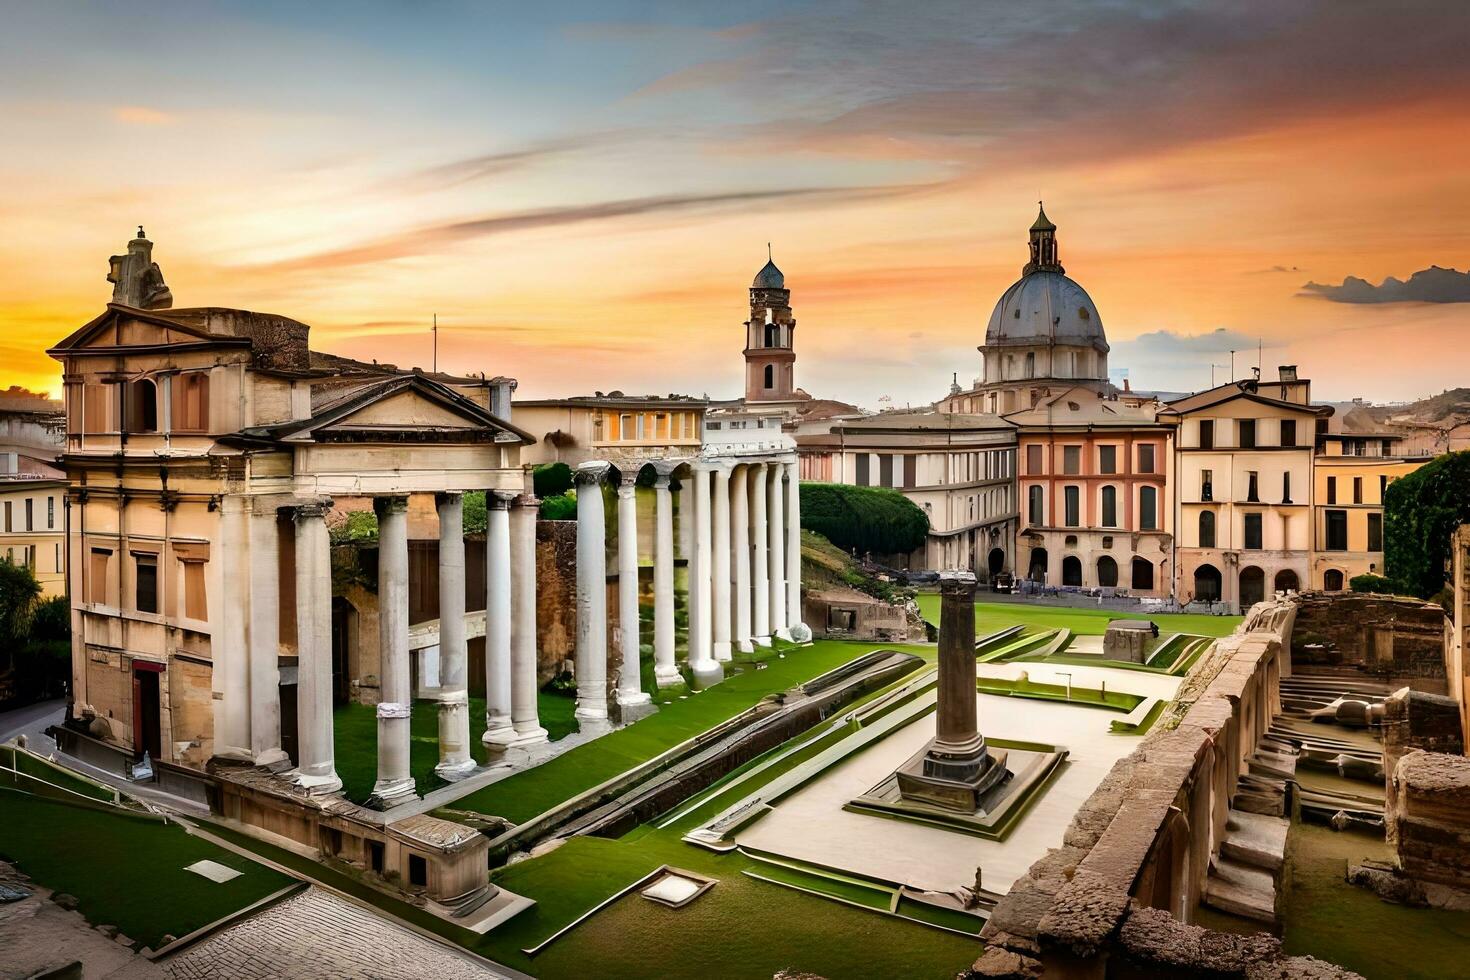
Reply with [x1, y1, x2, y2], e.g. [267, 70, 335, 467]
[1385, 451, 1470, 598]
[799, 482, 928, 557]
[1349, 573, 1393, 594]
[534, 462, 574, 498]
[540, 492, 577, 520]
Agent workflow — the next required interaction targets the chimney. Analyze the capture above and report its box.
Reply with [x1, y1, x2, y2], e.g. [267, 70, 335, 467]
[1278, 365, 1298, 382]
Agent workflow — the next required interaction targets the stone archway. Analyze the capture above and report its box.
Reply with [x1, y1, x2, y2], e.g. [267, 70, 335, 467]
[1132, 557, 1155, 591]
[1062, 555, 1082, 587]
[988, 548, 1005, 577]
[1274, 568, 1299, 594]
[1194, 563, 1222, 602]
[1240, 566, 1266, 610]
[1028, 547, 1048, 582]
[1097, 555, 1119, 587]
[1324, 568, 1345, 591]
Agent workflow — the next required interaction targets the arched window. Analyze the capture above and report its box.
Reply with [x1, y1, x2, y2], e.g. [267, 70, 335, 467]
[1062, 555, 1082, 587]
[1198, 510, 1215, 548]
[1139, 486, 1158, 530]
[763, 364, 775, 389]
[1239, 566, 1266, 609]
[1101, 486, 1117, 527]
[1274, 569, 1299, 594]
[1323, 569, 1345, 591]
[1097, 555, 1118, 587]
[1193, 563, 1221, 601]
[1132, 557, 1155, 591]
[1027, 547, 1048, 582]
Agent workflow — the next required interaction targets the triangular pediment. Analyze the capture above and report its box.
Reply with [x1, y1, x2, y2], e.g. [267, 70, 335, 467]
[270, 375, 534, 445]
[329, 388, 486, 430]
[48, 305, 241, 355]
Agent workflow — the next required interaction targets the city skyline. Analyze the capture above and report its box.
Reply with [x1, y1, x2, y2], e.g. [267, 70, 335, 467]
[3, 0, 1469, 405]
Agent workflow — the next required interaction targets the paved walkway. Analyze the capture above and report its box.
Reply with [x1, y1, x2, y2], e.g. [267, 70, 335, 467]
[159, 887, 512, 980]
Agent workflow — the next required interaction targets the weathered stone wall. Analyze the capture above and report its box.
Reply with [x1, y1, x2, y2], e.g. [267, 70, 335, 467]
[969, 597, 1300, 979]
[1385, 749, 1470, 891]
[1381, 688, 1464, 785]
[1290, 591, 1446, 690]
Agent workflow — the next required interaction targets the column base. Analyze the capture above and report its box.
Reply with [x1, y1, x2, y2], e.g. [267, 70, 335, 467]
[481, 722, 519, 748]
[366, 777, 417, 810]
[575, 702, 609, 723]
[654, 664, 683, 687]
[253, 747, 291, 770]
[690, 659, 725, 689]
[736, 639, 755, 654]
[293, 769, 343, 796]
[712, 640, 732, 662]
[504, 724, 550, 748]
[617, 689, 653, 707]
[753, 635, 773, 648]
[434, 757, 478, 781]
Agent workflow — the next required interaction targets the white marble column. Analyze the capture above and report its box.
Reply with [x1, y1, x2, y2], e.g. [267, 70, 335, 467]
[371, 495, 415, 807]
[730, 464, 753, 653]
[248, 504, 288, 767]
[785, 460, 807, 639]
[652, 472, 680, 687]
[509, 493, 548, 745]
[750, 464, 771, 645]
[689, 464, 722, 685]
[616, 473, 652, 709]
[574, 463, 610, 725]
[712, 465, 733, 662]
[769, 462, 791, 641]
[293, 502, 341, 794]
[483, 492, 516, 746]
[215, 495, 252, 760]
[434, 493, 475, 778]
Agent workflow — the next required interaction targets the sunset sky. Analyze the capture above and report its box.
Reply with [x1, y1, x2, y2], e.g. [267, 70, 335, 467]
[3, 1, 1468, 407]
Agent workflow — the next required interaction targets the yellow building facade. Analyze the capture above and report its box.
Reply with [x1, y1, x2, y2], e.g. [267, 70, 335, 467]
[0, 478, 66, 596]
[1311, 433, 1429, 591]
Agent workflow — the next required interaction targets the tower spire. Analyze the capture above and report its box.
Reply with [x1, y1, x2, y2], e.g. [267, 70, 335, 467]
[1023, 202, 1062, 276]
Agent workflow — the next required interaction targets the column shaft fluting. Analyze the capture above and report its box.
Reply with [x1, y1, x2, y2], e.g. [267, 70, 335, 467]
[247, 505, 286, 766]
[293, 503, 340, 793]
[730, 465, 752, 653]
[616, 475, 651, 706]
[372, 495, 415, 807]
[484, 494, 515, 745]
[653, 474, 679, 686]
[574, 465, 610, 723]
[768, 462, 788, 639]
[750, 464, 770, 643]
[509, 493, 548, 745]
[712, 466, 732, 662]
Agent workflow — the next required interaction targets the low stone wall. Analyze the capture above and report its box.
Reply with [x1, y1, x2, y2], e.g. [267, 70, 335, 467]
[1381, 688, 1464, 784]
[1385, 750, 1470, 891]
[1290, 591, 1446, 690]
[968, 597, 1359, 979]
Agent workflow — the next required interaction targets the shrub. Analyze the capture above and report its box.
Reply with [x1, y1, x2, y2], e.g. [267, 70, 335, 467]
[463, 490, 487, 535]
[534, 462, 574, 499]
[1349, 573, 1393, 594]
[1384, 451, 1470, 598]
[540, 492, 577, 520]
[799, 482, 929, 557]
[331, 509, 380, 544]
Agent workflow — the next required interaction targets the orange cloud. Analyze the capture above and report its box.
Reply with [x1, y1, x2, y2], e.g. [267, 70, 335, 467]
[113, 105, 175, 126]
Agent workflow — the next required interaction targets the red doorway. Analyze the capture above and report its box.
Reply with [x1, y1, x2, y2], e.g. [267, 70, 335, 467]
[131, 661, 164, 761]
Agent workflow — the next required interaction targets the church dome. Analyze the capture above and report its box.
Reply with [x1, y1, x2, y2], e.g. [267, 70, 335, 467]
[752, 258, 785, 290]
[985, 271, 1108, 352]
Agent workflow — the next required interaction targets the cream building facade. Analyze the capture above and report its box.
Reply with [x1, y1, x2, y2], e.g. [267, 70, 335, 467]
[0, 477, 66, 596]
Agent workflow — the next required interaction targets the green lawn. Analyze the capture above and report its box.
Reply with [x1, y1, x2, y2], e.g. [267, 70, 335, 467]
[451, 640, 935, 825]
[977, 675, 1144, 712]
[914, 596, 1242, 638]
[0, 789, 291, 948]
[332, 691, 580, 802]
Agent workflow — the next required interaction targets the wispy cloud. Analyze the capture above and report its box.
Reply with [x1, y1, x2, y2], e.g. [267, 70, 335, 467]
[113, 105, 174, 126]
[1302, 266, 1470, 304]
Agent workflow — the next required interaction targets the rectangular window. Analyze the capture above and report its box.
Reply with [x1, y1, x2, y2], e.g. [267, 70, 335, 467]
[1139, 487, 1158, 530]
[1325, 509, 1348, 551]
[1138, 444, 1156, 474]
[1238, 419, 1257, 449]
[1098, 445, 1116, 474]
[47, 496, 54, 529]
[1063, 446, 1080, 475]
[183, 560, 208, 621]
[1101, 488, 1117, 527]
[54, 542, 60, 573]
[1026, 444, 1043, 474]
[1353, 477, 1362, 504]
[879, 454, 894, 488]
[1028, 485, 1043, 525]
[1201, 469, 1214, 501]
[134, 553, 159, 614]
[1198, 419, 1214, 449]
[1379, 474, 1388, 499]
[855, 454, 870, 486]
[1244, 513, 1263, 550]
[1367, 512, 1383, 552]
[171, 372, 211, 433]
[88, 547, 111, 604]
[618, 413, 632, 440]
[3, 501, 9, 532]
[1326, 476, 1337, 504]
[903, 455, 917, 488]
[1283, 471, 1292, 504]
[24, 498, 32, 532]
[1064, 486, 1080, 527]
[1280, 419, 1297, 447]
[1247, 471, 1259, 502]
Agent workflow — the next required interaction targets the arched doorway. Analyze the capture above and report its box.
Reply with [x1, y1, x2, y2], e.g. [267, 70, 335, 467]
[1240, 566, 1266, 610]
[988, 548, 1005, 577]
[1097, 555, 1119, 587]
[1028, 547, 1048, 582]
[1194, 564, 1222, 602]
[1324, 568, 1345, 591]
[1131, 557, 1154, 591]
[1062, 555, 1082, 587]
[1274, 569, 1299, 594]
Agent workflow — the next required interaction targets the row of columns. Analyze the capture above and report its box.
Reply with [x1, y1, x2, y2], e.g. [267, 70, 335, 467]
[572, 457, 806, 722]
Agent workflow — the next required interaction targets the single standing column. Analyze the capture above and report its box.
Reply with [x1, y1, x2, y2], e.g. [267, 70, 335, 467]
[676, 480, 693, 563]
[248, 504, 288, 767]
[371, 495, 415, 807]
[293, 502, 341, 794]
[652, 472, 680, 687]
[689, 464, 723, 686]
[731, 464, 753, 653]
[433, 493, 475, 778]
[509, 493, 548, 745]
[712, 465, 733, 662]
[215, 495, 252, 759]
[751, 464, 771, 645]
[616, 472, 652, 709]
[574, 463, 610, 725]
[483, 492, 516, 746]
[785, 459, 807, 640]
[769, 462, 790, 641]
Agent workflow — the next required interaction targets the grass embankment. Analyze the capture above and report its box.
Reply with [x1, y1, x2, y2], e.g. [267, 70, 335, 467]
[914, 595, 1241, 638]
[0, 789, 291, 948]
[977, 675, 1144, 712]
[1, 745, 118, 803]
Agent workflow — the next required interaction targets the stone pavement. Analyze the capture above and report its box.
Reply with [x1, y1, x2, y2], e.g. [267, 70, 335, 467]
[159, 887, 514, 980]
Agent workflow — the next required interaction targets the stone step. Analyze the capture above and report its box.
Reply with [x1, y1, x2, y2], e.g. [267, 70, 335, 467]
[1220, 809, 1289, 873]
[1204, 857, 1277, 924]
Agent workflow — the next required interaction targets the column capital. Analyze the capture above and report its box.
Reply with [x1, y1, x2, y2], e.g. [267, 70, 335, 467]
[617, 468, 641, 491]
[434, 490, 464, 507]
[652, 472, 673, 490]
[512, 492, 540, 510]
[373, 494, 410, 518]
[293, 501, 331, 522]
[488, 489, 517, 510]
[574, 461, 613, 486]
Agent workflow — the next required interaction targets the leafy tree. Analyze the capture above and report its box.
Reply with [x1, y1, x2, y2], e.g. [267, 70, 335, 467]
[540, 492, 577, 520]
[534, 462, 574, 498]
[799, 482, 929, 557]
[0, 558, 42, 646]
[463, 490, 487, 535]
[1384, 451, 1470, 598]
[0, 562, 68, 704]
[1349, 573, 1393, 594]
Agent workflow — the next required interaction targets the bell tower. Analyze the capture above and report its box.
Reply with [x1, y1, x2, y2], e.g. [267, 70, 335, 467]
[1022, 202, 1063, 276]
[744, 247, 796, 402]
